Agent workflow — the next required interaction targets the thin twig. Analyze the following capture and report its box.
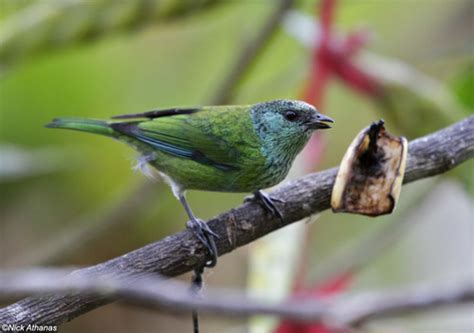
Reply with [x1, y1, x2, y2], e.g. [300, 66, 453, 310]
[328, 280, 474, 328]
[0, 269, 472, 328]
[211, 0, 295, 104]
[0, 117, 472, 325]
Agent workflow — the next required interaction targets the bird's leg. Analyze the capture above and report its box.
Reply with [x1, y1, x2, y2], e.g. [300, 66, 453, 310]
[178, 192, 217, 333]
[178, 193, 218, 268]
[246, 190, 284, 220]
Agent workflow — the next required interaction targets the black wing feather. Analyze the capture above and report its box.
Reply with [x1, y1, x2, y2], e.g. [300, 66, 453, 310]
[111, 108, 200, 119]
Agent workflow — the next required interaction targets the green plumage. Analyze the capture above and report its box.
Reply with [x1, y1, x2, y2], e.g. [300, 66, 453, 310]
[46, 99, 333, 194]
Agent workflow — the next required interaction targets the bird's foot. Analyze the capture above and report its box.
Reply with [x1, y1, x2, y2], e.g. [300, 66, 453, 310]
[246, 190, 284, 220]
[186, 218, 219, 268]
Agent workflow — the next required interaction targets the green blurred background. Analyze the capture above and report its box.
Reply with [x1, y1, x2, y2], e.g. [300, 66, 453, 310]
[0, 0, 472, 332]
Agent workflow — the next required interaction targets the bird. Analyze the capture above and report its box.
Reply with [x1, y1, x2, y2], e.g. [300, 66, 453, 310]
[46, 99, 334, 267]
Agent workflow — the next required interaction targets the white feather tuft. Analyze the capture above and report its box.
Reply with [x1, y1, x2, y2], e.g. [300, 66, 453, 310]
[132, 154, 183, 197]
[133, 154, 158, 180]
[158, 171, 183, 199]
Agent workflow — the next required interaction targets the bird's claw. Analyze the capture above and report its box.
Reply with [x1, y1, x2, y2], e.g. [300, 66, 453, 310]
[246, 190, 284, 220]
[268, 196, 284, 203]
[200, 220, 219, 239]
[186, 218, 218, 268]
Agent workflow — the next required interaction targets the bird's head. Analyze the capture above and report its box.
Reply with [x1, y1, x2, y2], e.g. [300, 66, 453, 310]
[251, 99, 334, 162]
[251, 99, 334, 145]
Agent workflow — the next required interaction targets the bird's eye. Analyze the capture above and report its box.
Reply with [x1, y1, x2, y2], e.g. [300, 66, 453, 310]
[283, 110, 298, 121]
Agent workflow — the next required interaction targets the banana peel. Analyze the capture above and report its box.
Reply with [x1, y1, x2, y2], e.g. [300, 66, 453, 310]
[331, 120, 408, 216]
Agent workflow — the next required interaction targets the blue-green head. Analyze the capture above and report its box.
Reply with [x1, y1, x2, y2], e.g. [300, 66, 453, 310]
[251, 99, 334, 161]
[251, 100, 334, 156]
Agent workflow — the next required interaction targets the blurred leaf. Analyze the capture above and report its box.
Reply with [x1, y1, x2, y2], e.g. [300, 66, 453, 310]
[0, 144, 68, 181]
[359, 52, 465, 139]
[0, 0, 220, 73]
[451, 62, 474, 111]
[247, 222, 309, 333]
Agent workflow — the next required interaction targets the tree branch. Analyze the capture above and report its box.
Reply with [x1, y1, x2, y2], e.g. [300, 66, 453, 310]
[0, 269, 472, 328]
[1, 116, 473, 325]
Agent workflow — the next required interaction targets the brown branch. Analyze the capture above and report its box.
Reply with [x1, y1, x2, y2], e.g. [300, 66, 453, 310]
[0, 269, 472, 328]
[0, 116, 473, 325]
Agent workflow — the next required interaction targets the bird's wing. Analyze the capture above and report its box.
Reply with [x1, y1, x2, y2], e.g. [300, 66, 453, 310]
[111, 107, 251, 171]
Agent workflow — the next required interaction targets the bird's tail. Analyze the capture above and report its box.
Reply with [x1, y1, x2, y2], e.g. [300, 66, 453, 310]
[45, 117, 117, 137]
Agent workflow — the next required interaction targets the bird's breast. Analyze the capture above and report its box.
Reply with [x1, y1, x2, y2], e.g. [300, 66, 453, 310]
[243, 155, 293, 190]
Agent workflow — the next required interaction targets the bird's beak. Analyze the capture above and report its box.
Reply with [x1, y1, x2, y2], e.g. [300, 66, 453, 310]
[307, 113, 334, 130]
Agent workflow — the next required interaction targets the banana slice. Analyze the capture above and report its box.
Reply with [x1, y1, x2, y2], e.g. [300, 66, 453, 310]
[331, 120, 408, 216]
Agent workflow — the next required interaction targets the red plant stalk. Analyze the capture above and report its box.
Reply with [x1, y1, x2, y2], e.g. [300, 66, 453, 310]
[275, 273, 353, 333]
[300, 0, 337, 172]
[284, 1, 381, 331]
